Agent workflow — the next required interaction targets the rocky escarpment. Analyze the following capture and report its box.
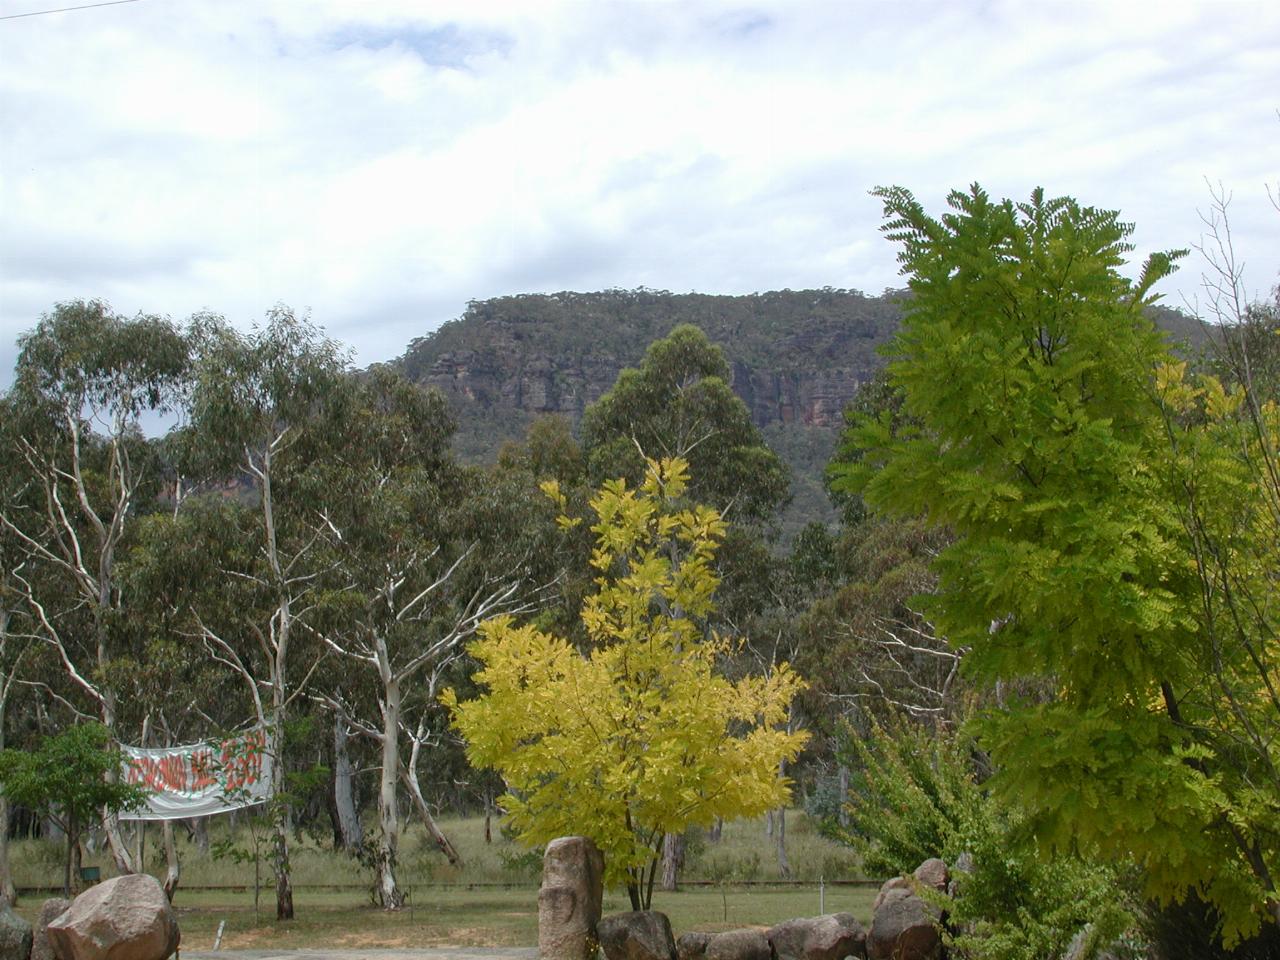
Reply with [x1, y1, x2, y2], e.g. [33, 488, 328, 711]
[392, 288, 1202, 535]
[399, 288, 898, 434]
[729, 361, 865, 428]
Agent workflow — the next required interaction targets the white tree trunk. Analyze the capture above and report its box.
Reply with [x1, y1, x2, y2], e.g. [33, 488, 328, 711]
[191, 817, 210, 856]
[161, 820, 179, 902]
[332, 710, 362, 856]
[376, 676, 405, 909]
[132, 822, 144, 875]
[263, 454, 294, 922]
[270, 708, 293, 920]
[776, 756, 790, 879]
[402, 735, 463, 867]
[776, 806, 790, 879]
[100, 692, 136, 876]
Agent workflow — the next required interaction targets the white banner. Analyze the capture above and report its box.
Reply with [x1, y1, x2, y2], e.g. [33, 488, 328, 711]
[119, 728, 272, 821]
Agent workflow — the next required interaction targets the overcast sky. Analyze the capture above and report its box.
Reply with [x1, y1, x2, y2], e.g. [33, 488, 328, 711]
[1, 0, 1277, 380]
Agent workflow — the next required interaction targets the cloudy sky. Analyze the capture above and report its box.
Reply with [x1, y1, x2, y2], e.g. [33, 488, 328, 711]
[1, 0, 1277, 379]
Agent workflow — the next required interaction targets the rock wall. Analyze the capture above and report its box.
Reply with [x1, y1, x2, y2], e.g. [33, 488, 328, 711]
[412, 344, 869, 431]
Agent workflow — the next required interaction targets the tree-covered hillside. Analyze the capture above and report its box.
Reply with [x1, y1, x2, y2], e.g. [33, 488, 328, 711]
[392, 287, 1203, 539]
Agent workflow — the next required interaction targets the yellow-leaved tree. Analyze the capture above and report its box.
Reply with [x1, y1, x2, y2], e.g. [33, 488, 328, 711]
[443, 457, 807, 909]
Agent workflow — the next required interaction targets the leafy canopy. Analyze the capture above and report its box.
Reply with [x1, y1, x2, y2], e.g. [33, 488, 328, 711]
[444, 457, 806, 906]
[0, 722, 148, 827]
[831, 185, 1280, 939]
[581, 325, 790, 525]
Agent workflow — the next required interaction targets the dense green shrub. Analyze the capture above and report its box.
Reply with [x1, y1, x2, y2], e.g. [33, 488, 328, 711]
[824, 716, 983, 877]
[1143, 894, 1280, 960]
[943, 810, 1136, 960]
[827, 717, 1139, 960]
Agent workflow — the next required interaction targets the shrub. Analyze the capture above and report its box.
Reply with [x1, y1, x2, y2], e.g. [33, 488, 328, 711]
[825, 716, 983, 877]
[826, 717, 1139, 960]
[497, 845, 544, 876]
[943, 814, 1137, 960]
[803, 773, 846, 828]
[1143, 894, 1280, 960]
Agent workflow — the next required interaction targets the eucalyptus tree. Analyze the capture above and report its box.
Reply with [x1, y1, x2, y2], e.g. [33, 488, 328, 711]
[313, 369, 549, 909]
[180, 307, 349, 920]
[119, 510, 256, 900]
[0, 392, 33, 904]
[0, 301, 190, 873]
[581, 324, 789, 525]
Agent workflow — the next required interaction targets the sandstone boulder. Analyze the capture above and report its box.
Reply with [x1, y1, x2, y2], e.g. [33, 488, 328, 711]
[871, 876, 911, 914]
[0, 902, 32, 960]
[597, 911, 677, 960]
[538, 836, 605, 960]
[676, 932, 712, 960]
[32, 899, 72, 960]
[867, 888, 941, 960]
[767, 913, 866, 960]
[46, 875, 179, 960]
[912, 859, 948, 893]
[704, 929, 771, 960]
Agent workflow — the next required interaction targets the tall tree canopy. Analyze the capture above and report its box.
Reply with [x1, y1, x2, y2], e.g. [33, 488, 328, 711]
[179, 307, 351, 920]
[832, 185, 1280, 942]
[580, 324, 789, 525]
[0, 300, 190, 874]
[312, 368, 551, 909]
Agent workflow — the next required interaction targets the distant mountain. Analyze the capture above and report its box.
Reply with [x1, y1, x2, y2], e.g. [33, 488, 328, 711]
[389, 287, 1204, 538]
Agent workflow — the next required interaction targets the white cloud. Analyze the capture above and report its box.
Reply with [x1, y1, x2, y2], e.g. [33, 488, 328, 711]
[1, 0, 1277, 381]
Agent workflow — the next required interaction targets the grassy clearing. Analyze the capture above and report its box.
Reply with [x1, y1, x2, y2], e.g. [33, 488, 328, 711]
[13, 887, 880, 951]
[8, 811, 872, 949]
[10, 809, 862, 888]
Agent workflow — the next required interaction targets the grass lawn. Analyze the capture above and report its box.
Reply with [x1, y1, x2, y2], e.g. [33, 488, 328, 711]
[9, 811, 877, 949]
[161, 886, 878, 950]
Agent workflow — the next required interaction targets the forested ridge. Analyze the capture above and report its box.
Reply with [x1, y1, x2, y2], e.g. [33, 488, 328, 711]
[391, 287, 1203, 537]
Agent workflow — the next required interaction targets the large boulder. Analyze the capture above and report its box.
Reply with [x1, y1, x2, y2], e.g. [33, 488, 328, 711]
[704, 929, 771, 960]
[0, 903, 33, 960]
[539, 836, 605, 960]
[867, 888, 941, 960]
[32, 899, 72, 960]
[912, 859, 948, 893]
[676, 932, 712, 960]
[46, 875, 179, 960]
[597, 911, 677, 960]
[768, 914, 866, 960]
[871, 876, 912, 914]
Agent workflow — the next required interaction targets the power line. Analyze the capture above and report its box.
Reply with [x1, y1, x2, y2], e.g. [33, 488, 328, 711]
[0, 0, 144, 22]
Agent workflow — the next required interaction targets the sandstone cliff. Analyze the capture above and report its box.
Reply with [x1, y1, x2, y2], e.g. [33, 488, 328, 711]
[392, 287, 1202, 535]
